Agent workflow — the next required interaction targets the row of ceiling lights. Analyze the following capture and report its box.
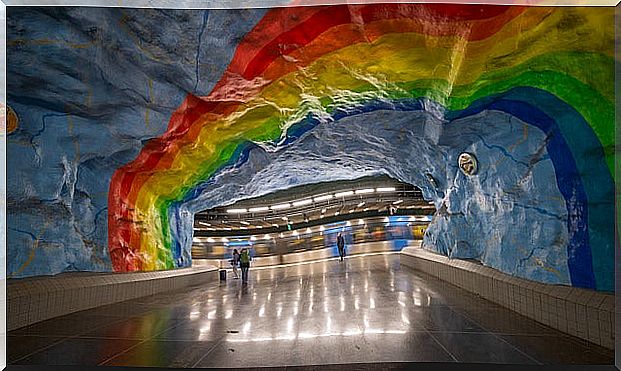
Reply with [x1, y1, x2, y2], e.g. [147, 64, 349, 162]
[195, 215, 431, 243]
[197, 199, 429, 231]
[225, 187, 397, 214]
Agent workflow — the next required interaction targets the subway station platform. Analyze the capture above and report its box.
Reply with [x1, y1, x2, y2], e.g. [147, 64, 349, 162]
[7, 254, 613, 368]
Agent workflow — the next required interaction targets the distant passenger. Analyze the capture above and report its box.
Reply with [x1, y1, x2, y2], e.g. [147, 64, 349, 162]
[239, 248, 252, 284]
[337, 232, 346, 261]
[231, 249, 240, 279]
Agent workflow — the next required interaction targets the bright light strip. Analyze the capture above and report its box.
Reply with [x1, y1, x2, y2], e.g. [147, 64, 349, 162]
[249, 206, 269, 213]
[223, 227, 232, 231]
[355, 188, 374, 194]
[335, 211, 340, 216]
[292, 199, 313, 207]
[239, 221, 250, 225]
[255, 226, 263, 229]
[292, 231, 299, 236]
[264, 234, 271, 240]
[376, 187, 396, 192]
[345, 221, 351, 226]
[305, 228, 312, 234]
[207, 237, 216, 243]
[221, 237, 229, 243]
[199, 222, 211, 227]
[383, 217, 390, 223]
[250, 236, 257, 241]
[334, 191, 354, 198]
[227, 208, 247, 213]
[192, 237, 200, 243]
[392, 199, 403, 205]
[271, 203, 291, 210]
[358, 219, 364, 225]
[357, 202, 365, 207]
[272, 224, 279, 228]
[313, 195, 333, 202]
[319, 226, 325, 231]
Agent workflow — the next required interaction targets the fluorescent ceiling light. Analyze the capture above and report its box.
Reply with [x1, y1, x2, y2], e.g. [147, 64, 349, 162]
[392, 200, 403, 205]
[376, 187, 396, 192]
[205, 227, 216, 231]
[221, 237, 229, 243]
[346, 221, 351, 226]
[271, 203, 291, 210]
[319, 226, 325, 231]
[358, 219, 364, 225]
[272, 224, 279, 228]
[334, 191, 354, 198]
[281, 216, 288, 221]
[335, 211, 340, 216]
[428, 201, 435, 205]
[192, 237, 200, 243]
[292, 199, 313, 207]
[239, 221, 250, 225]
[249, 206, 269, 213]
[355, 188, 374, 195]
[227, 208, 247, 213]
[383, 217, 390, 223]
[314, 195, 333, 202]
[255, 225, 263, 229]
[250, 236, 257, 241]
[320, 215, 325, 219]
[409, 216, 416, 221]
[223, 227, 232, 231]
[363, 208, 369, 212]
[305, 228, 312, 233]
[349, 209, 355, 213]
[292, 230, 299, 236]
[264, 234, 271, 240]
[321, 208, 326, 214]
[199, 222, 211, 227]
[279, 233, 284, 238]
[207, 237, 215, 243]
[240, 227, 247, 230]
[357, 202, 365, 208]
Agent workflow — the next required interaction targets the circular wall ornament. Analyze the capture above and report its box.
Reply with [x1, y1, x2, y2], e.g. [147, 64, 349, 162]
[458, 152, 478, 176]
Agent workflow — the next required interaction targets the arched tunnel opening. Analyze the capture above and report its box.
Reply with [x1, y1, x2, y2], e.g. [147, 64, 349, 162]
[191, 175, 436, 265]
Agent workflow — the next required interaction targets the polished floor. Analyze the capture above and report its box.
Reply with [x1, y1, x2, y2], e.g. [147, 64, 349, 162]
[8, 254, 614, 367]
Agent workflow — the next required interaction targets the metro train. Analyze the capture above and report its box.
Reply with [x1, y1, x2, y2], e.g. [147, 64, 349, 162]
[192, 215, 431, 260]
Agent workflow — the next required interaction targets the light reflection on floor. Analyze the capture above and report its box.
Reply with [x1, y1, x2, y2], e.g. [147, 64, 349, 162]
[7, 254, 614, 368]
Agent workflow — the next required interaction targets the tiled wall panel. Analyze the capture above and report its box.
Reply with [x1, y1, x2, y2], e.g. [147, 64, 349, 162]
[401, 246, 614, 349]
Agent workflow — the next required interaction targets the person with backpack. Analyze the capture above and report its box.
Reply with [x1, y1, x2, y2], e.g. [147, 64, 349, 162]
[239, 248, 252, 284]
[337, 232, 346, 261]
[230, 249, 240, 279]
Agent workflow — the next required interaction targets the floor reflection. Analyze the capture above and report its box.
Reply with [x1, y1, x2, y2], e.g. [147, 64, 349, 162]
[7, 254, 614, 367]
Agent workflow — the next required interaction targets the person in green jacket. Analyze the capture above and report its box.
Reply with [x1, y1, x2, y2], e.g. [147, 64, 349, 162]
[239, 248, 252, 284]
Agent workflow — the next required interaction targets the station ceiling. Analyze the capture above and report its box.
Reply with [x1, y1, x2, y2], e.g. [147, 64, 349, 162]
[194, 175, 435, 237]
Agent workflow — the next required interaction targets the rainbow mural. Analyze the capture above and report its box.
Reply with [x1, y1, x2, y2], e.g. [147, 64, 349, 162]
[106, 4, 615, 291]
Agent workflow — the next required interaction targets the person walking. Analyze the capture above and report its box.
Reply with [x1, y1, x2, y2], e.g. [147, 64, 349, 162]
[337, 232, 346, 261]
[239, 248, 252, 284]
[231, 249, 240, 279]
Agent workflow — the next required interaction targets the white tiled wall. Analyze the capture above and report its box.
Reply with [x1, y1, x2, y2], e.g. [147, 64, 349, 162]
[7, 266, 219, 331]
[400, 246, 614, 349]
